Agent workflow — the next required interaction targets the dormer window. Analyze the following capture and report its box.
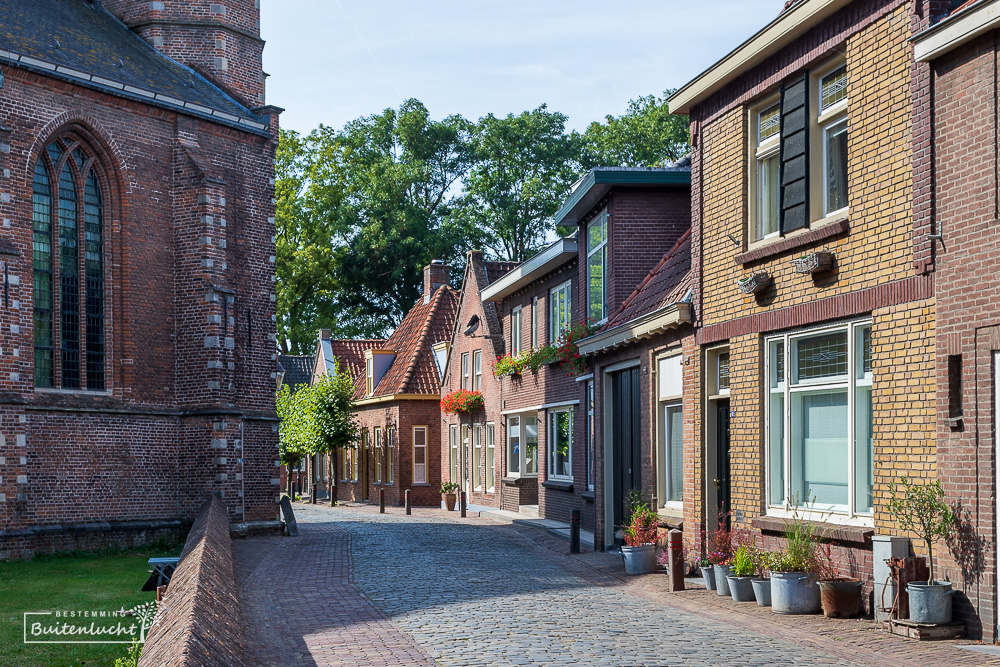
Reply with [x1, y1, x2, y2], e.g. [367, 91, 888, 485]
[366, 357, 374, 396]
[587, 211, 608, 323]
[364, 349, 396, 398]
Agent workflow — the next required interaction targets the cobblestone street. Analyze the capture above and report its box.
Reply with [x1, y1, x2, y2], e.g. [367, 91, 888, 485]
[233, 504, 1000, 666]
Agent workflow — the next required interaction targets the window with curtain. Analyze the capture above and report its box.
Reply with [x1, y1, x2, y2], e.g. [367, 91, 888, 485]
[33, 137, 106, 390]
[413, 426, 427, 484]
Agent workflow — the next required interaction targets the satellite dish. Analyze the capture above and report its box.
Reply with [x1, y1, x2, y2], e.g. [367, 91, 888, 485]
[464, 315, 481, 337]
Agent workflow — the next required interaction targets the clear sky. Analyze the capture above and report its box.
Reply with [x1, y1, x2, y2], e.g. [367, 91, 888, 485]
[261, 1, 785, 135]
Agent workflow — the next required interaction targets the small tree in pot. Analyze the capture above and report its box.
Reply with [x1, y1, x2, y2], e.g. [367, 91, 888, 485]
[440, 482, 460, 511]
[620, 492, 659, 575]
[888, 476, 957, 624]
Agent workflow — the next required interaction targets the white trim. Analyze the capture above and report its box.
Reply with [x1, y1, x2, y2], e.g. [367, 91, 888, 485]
[601, 358, 641, 374]
[547, 406, 574, 482]
[539, 399, 580, 410]
[577, 304, 692, 356]
[914, 0, 1000, 62]
[412, 425, 428, 485]
[575, 373, 595, 383]
[500, 404, 542, 416]
[480, 237, 578, 301]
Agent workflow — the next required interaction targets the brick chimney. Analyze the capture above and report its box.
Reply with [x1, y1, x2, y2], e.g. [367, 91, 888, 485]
[102, 0, 266, 108]
[423, 261, 449, 304]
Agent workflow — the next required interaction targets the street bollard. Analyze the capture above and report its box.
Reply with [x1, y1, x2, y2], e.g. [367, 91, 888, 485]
[569, 509, 581, 554]
[379, 488, 385, 514]
[460, 491, 467, 518]
[310, 483, 317, 504]
[405, 489, 411, 515]
[668, 528, 685, 592]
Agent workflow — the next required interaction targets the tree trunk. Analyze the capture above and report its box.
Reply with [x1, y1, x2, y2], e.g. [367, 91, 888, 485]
[926, 538, 934, 585]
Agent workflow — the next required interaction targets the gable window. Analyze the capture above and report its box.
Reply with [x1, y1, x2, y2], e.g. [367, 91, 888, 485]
[461, 352, 470, 390]
[530, 297, 539, 348]
[587, 212, 607, 323]
[413, 426, 428, 484]
[766, 320, 872, 518]
[548, 408, 573, 480]
[511, 306, 523, 356]
[752, 102, 780, 242]
[472, 350, 482, 391]
[33, 137, 106, 390]
[818, 66, 848, 216]
[550, 280, 572, 342]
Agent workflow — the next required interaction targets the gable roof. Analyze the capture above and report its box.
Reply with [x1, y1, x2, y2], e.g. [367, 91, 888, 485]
[316, 334, 384, 381]
[0, 0, 270, 133]
[353, 284, 459, 401]
[278, 355, 314, 389]
[554, 167, 691, 229]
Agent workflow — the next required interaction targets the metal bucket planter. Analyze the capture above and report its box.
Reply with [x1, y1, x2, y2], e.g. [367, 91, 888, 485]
[713, 564, 734, 596]
[770, 571, 821, 614]
[727, 576, 756, 602]
[907, 581, 954, 624]
[752, 578, 772, 607]
[701, 566, 717, 590]
[817, 578, 864, 618]
[621, 545, 657, 575]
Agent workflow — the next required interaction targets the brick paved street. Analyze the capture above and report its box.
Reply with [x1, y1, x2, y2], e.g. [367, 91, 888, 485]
[233, 503, 1000, 666]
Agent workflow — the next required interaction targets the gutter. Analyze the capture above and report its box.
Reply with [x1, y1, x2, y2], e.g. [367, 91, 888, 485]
[354, 393, 441, 407]
[912, 0, 1000, 62]
[577, 303, 692, 356]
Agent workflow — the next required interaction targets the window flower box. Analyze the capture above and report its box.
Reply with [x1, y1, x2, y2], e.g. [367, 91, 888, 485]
[440, 390, 484, 415]
[737, 272, 771, 295]
[791, 250, 833, 275]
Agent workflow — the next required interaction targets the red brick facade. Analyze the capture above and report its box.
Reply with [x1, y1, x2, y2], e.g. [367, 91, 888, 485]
[0, 0, 279, 558]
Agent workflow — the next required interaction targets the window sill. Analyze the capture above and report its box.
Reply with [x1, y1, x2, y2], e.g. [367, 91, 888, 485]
[410, 483, 432, 487]
[541, 479, 574, 492]
[501, 476, 522, 486]
[753, 515, 873, 546]
[736, 216, 849, 266]
[581, 490, 595, 502]
[657, 508, 684, 529]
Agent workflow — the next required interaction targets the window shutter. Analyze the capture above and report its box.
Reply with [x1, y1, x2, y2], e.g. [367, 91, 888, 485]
[779, 71, 810, 234]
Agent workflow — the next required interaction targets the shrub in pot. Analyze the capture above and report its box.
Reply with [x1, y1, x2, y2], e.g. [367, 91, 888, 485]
[751, 551, 772, 607]
[698, 553, 716, 590]
[706, 515, 742, 597]
[769, 515, 822, 614]
[727, 544, 757, 602]
[888, 476, 957, 624]
[815, 545, 864, 618]
[440, 482, 459, 511]
[620, 499, 658, 575]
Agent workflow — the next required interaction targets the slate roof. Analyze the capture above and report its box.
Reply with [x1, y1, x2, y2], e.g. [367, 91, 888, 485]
[0, 0, 267, 130]
[278, 355, 314, 390]
[602, 229, 693, 331]
[352, 285, 459, 400]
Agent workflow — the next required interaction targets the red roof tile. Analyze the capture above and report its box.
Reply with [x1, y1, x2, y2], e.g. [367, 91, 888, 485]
[326, 338, 383, 378]
[602, 229, 692, 331]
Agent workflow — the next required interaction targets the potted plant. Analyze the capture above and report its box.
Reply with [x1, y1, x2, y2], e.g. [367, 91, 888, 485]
[888, 476, 957, 624]
[751, 551, 772, 607]
[769, 513, 822, 614]
[736, 271, 771, 295]
[706, 518, 737, 597]
[440, 390, 485, 415]
[698, 553, 716, 590]
[620, 501, 659, 575]
[791, 250, 833, 274]
[440, 481, 460, 511]
[492, 354, 526, 379]
[727, 544, 757, 602]
[815, 544, 864, 618]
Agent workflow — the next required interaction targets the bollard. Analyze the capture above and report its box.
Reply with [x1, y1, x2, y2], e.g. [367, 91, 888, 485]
[668, 528, 685, 592]
[569, 508, 581, 554]
[379, 488, 385, 514]
[460, 491, 467, 518]
[405, 489, 411, 515]
[310, 483, 317, 504]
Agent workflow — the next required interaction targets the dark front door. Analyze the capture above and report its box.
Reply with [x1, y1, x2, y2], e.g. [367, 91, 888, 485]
[715, 399, 731, 522]
[611, 366, 642, 541]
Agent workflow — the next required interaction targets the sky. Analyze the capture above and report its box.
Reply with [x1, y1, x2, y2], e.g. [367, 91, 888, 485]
[260, 1, 786, 136]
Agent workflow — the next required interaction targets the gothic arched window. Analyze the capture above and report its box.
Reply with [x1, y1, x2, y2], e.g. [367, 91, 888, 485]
[31, 137, 105, 391]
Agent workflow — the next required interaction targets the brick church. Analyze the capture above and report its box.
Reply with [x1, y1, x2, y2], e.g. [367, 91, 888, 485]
[0, 0, 280, 557]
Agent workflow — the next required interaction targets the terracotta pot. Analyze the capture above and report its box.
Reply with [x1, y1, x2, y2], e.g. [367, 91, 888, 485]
[817, 577, 864, 618]
[444, 493, 457, 511]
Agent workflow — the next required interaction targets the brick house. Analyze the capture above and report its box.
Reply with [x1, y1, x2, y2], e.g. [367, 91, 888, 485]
[439, 252, 517, 510]
[670, 0, 937, 604]
[912, 0, 1000, 639]
[277, 353, 314, 495]
[335, 263, 458, 507]
[0, 0, 279, 557]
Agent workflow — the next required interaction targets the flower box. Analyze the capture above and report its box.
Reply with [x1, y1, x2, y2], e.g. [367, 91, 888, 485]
[791, 250, 833, 275]
[440, 390, 485, 415]
[737, 272, 771, 295]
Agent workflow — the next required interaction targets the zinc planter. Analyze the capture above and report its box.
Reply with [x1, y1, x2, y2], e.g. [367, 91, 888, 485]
[817, 578, 864, 618]
[621, 545, 657, 575]
[727, 576, 756, 602]
[770, 572, 821, 614]
[713, 564, 734, 596]
[752, 578, 772, 607]
[907, 581, 954, 624]
[701, 566, 717, 590]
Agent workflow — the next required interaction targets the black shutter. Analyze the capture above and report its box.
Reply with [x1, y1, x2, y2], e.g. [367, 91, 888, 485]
[779, 71, 810, 234]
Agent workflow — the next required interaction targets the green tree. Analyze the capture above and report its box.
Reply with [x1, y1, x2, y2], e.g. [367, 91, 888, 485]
[311, 362, 358, 505]
[276, 382, 315, 496]
[580, 90, 690, 169]
[449, 105, 583, 261]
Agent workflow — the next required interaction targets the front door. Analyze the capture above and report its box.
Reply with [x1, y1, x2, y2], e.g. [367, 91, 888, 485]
[611, 366, 641, 541]
[715, 399, 731, 523]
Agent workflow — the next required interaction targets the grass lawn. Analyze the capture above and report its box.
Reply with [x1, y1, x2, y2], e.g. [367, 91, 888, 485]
[0, 541, 182, 667]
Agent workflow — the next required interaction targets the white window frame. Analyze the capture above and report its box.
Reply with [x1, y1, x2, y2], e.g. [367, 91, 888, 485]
[449, 424, 459, 484]
[461, 352, 470, 390]
[412, 426, 428, 485]
[530, 297, 539, 348]
[547, 407, 574, 482]
[365, 357, 374, 397]
[750, 99, 780, 243]
[507, 415, 521, 478]
[511, 306, 523, 356]
[550, 280, 572, 342]
[374, 427, 383, 484]
[765, 319, 873, 525]
[586, 211, 608, 324]
[716, 351, 731, 396]
[386, 426, 394, 485]
[473, 350, 482, 391]
[353, 431, 362, 482]
[473, 424, 483, 491]
[486, 422, 496, 492]
[586, 380, 595, 491]
[657, 352, 684, 510]
[813, 61, 849, 220]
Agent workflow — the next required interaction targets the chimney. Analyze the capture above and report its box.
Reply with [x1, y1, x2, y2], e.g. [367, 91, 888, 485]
[423, 261, 449, 304]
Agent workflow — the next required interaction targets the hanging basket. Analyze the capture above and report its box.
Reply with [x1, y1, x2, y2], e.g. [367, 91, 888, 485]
[737, 272, 771, 295]
[791, 250, 833, 275]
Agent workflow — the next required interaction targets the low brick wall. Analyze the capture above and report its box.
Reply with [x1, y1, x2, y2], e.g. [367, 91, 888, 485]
[139, 496, 243, 667]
